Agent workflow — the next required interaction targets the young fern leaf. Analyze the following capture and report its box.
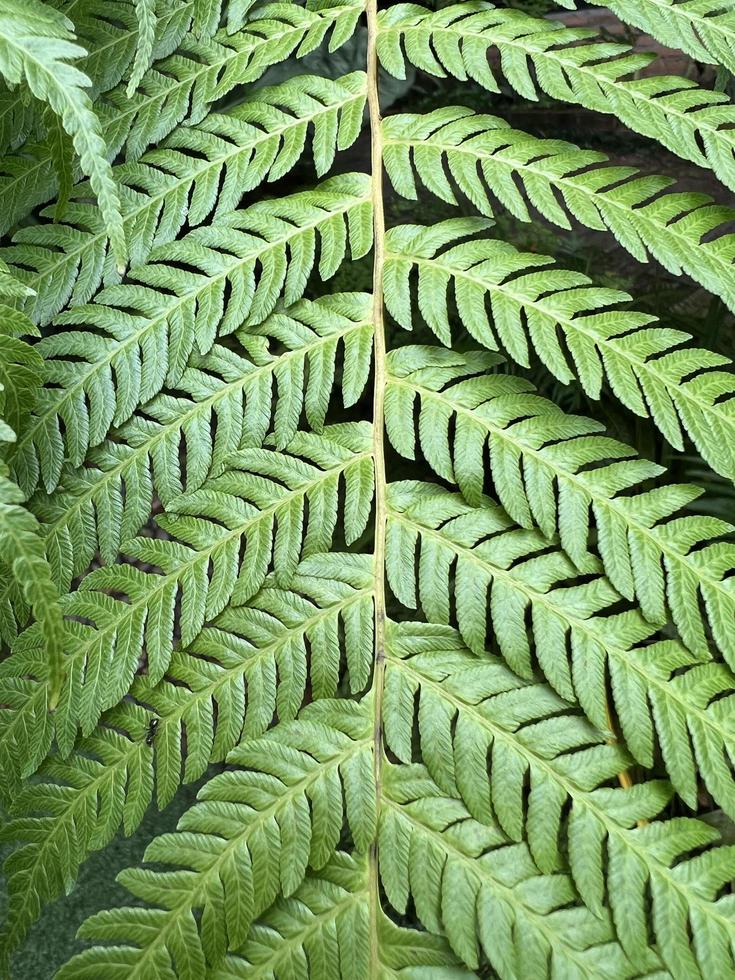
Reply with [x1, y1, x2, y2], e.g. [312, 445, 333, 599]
[9, 176, 372, 496]
[377, 2, 735, 192]
[386, 345, 735, 664]
[4, 72, 367, 324]
[385, 220, 735, 481]
[383, 107, 735, 314]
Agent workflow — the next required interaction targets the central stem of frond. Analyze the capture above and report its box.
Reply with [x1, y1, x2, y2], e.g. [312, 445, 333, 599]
[367, 0, 388, 972]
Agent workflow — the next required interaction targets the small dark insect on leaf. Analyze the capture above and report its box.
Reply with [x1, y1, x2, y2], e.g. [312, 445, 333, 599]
[145, 718, 159, 746]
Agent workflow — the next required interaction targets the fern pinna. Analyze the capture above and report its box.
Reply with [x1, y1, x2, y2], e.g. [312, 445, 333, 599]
[2, 0, 735, 975]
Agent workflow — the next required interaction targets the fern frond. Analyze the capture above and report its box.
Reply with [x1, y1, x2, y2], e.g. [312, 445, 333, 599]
[0, 556, 373, 956]
[0, 0, 125, 264]
[380, 762, 654, 977]
[9, 176, 372, 496]
[23, 294, 372, 592]
[20, 293, 372, 595]
[386, 481, 735, 816]
[128, 0, 158, 96]
[5, 71, 367, 324]
[137, 552, 374, 808]
[212, 852, 467, 980]
[0, 469, 63, 709]
[0, 0, 364, 235]
[561, 0, 735, 74]
[0, 0, 192, 151]
[385, 220, 735, 481]
[386, 620, 735, 976]
[3, 423, 373, 764]
[55, 700, 375, 978]
[0, 301, 41, 439]
[383, 107, 735, 313]
[386, 345, 735, 663]
[377, 2, 735, 193]
[0, 700, 152, 958]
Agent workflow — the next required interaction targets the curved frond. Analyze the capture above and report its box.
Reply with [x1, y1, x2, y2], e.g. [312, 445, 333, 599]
[386, 480, 735, 816]
[385, 220, 735, 481]
[386, 345, 735, 664]
[383, 107, 735, 313]
[377, 1, 735, 192]
[6, 71, 367, 324]
[9, 175, 372, 496]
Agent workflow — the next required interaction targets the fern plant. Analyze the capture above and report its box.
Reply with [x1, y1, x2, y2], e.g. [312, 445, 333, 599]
[3, 0, 735, 976]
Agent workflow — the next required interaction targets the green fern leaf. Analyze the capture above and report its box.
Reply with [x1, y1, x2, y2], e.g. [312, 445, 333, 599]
[0, 0, 192, 152]
[4, 71, 367, 324]
[214, 852, 470, 980]
[383, 107, 735, 314]
[9, 176, 372, 496]
[3, 424, 373, 765]
[0, 0, 126, 264]
[386, 620, 735, 976]
[377, 2, 735, 193]
[56, 700, 374, 977]
[0, 701, 153, 958]
[128, 0, 158, 96]
[380, 761, 659, 977]
[385, 220, 735, 481]
[0, 555, 373, 954]
[0, 1, 364, 236]
[386, 345, 735, 664]
[386, 480, 735, 816]
[562, 0, 735, 74]
[25, 293, 372, 591]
